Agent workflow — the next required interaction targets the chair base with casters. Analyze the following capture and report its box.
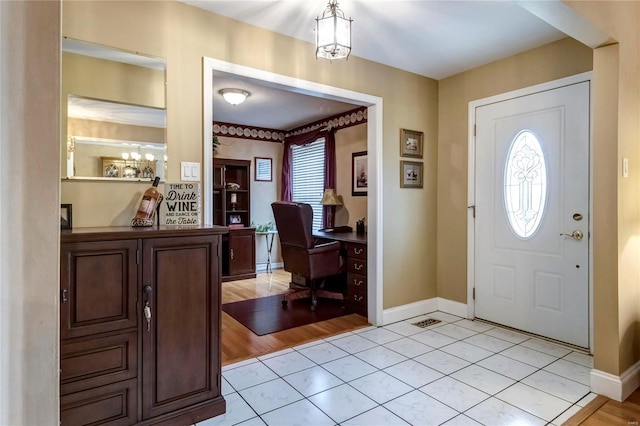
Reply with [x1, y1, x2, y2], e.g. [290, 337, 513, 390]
[272, 201, 346, 312]
[282, 276, 345, 311]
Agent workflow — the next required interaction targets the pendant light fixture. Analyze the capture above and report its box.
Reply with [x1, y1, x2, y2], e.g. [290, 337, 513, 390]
[315, 0, 352, 61]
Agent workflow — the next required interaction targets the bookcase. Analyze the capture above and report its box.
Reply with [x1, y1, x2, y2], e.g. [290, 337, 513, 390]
[213, 158, 256, 281]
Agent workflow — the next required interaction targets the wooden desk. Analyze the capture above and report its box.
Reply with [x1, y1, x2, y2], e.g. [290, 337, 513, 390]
[313, 231, 368, 317]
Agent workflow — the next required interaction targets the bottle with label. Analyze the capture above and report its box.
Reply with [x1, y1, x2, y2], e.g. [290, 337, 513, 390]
[135, 177, 161, 220]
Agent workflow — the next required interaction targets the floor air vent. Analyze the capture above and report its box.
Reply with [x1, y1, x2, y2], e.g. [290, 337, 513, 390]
[412, 318, 441, 328]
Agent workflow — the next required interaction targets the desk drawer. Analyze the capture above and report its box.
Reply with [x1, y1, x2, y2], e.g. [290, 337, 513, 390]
[347, 273, 367, 292]
[347, 258, 366, 274]
[345, 242, 366, 260]
[347, 287, 367, 308]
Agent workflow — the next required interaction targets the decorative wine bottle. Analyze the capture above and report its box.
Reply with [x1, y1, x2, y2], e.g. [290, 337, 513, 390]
[131, 177, 162, 227]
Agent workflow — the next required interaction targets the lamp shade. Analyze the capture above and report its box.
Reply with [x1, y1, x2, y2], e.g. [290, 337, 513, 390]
[219, 88, 250, 105]
[321, 188, 342, 206]
[316, 1, 352, 61]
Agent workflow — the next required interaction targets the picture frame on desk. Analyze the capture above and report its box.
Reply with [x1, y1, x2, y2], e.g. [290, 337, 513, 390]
[229, 214, 242, 224]
[352, 151, 367, 196]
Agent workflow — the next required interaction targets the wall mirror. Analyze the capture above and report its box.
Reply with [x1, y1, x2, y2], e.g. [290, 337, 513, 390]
[61, 38, 167, 181]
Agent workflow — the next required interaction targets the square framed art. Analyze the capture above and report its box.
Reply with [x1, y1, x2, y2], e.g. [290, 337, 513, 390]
[400, 128, 424, 158]
[400, 160, 423, 188]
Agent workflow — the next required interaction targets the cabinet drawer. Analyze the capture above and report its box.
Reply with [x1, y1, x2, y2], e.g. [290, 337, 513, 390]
[61, 331, 137, 396]
[346, 287, 367, 308]
[345, 242, 366, 259]
[347, 257, 366, 274]
[60, 378, 137, 426]
[347, 273, 367, 292]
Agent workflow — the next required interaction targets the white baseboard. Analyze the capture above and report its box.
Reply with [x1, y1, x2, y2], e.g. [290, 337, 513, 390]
[591, 360, 640, 401]
[255, 262, 284, 273]
[382, 298, 438, 325]
[437, 297, 469, 318]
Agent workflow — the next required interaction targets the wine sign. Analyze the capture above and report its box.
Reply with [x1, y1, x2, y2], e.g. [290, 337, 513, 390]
[161, 182, 201, 226]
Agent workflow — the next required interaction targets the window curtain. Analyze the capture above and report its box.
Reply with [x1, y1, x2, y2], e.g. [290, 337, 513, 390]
[280, 129, 336, 201]
[281, 128, 336, 227]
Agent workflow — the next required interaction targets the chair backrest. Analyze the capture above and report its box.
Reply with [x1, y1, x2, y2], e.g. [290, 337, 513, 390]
[271, 201, 315, 249]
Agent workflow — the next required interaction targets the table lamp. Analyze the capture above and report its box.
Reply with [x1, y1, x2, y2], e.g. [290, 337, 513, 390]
[321, 188, 342, 229]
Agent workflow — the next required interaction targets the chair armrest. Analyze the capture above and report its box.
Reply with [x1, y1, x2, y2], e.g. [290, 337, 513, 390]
[309, 241, 340, 255]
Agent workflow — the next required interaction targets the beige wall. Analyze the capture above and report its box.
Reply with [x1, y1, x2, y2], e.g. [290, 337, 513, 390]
[0, 1, 61, 423]
[566, 1, 640, 377]
[436, 38, 593, 303]
[61, 1, 439, 309]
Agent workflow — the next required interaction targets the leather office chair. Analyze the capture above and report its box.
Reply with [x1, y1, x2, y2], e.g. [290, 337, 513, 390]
[271, 201, 345, 311]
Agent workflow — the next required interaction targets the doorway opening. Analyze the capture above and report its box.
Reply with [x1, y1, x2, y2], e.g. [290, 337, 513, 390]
[202, 57, 383, 329]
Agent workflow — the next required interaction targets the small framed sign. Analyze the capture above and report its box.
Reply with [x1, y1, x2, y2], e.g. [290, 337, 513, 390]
[161, 182, 201, 226]
[255, 157, 272, 181]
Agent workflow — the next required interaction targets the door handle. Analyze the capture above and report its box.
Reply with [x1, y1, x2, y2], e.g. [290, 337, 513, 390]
[560, 230, 583, 240]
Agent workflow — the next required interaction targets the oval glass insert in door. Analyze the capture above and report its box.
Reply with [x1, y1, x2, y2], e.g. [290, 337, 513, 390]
[503, 130, 547, 239]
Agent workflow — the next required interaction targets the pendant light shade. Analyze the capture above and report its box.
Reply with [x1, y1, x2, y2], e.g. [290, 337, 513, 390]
[315, 1, 352, 61]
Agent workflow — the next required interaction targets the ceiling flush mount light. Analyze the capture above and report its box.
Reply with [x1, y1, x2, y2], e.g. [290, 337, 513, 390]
[316, 0, 352, 61]
[219, 88, 250, 105]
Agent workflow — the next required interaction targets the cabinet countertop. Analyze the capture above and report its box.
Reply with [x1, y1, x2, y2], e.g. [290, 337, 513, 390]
[61, 225, 229, 243]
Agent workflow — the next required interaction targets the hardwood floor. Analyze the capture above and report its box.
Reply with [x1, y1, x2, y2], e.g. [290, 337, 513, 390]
[566, 389, 640, 425]
[221, 269, 370, 365]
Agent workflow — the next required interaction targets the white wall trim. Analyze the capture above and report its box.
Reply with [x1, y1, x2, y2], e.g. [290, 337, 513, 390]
[437, 297, 469, 319]
[382, 297, 469, 325]
[591, 361, 640, 402]
[382, 299, 439, 325]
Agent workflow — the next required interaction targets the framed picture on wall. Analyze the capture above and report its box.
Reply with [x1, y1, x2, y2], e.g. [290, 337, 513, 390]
[61, 204, 73, 230]
[400, 160, 423, 188]
[352, 151, 368, 196]
[400, 128, 424, 158]
[254, 157, 272, 181]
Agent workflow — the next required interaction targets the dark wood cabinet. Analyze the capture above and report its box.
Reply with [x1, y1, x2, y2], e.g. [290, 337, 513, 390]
[222, 227, 256, 281]
[213, 158, 256, 281]
[60, 227, 227, 426]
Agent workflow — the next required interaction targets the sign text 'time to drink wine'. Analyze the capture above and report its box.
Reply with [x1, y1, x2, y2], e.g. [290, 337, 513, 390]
[161, 182, 201, 226]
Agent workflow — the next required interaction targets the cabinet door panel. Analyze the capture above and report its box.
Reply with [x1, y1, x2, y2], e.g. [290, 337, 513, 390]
[228, 230, 255, 276]
[141, 235, 221, 419]
[61, 240, 138, 340]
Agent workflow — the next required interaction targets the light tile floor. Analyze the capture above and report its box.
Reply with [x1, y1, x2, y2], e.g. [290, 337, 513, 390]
[200, 311, 596, 426]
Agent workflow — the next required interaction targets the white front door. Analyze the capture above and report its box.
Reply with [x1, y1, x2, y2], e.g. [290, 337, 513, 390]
[474, 80, 590, 348]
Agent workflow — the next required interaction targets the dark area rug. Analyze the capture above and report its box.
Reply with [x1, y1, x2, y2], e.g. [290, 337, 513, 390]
[222, 295, 348, 336]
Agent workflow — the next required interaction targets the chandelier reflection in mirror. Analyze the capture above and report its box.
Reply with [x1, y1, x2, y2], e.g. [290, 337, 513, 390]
[121, 152, 157, 179]
[316, 0, 352, 61]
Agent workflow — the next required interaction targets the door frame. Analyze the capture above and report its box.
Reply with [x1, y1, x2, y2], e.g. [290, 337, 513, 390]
[467, 72, 593, 349]
[202, 57, 384, 326]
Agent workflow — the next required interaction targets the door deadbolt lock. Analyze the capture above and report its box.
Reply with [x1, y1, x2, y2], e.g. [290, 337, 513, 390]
[560, 230, 583, 240]
[572, 213, 583, 221]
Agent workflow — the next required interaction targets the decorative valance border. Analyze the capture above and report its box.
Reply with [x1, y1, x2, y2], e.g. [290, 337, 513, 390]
[287, 106, 367, 136]
[213, 122, 285, 143]
[213, 106, 368, 143]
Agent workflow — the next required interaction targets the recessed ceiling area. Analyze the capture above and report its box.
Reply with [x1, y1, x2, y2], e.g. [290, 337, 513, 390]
[213, 71, 359, 130]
